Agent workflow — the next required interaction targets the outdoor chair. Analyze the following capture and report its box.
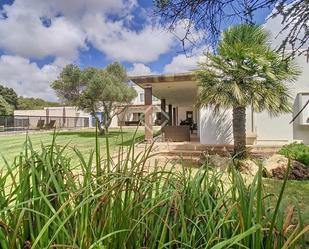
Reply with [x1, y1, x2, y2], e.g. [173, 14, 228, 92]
[36, 120, 45, 129]
[162, 125, 190, 142]
[45, 120, 56, 129]
[124, 120, 140, 126]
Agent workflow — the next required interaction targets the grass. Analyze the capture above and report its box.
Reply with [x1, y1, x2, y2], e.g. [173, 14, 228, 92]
[0, 130, 308, 248]
[0, 127, 150, 165]
[264, 178, 309, 222]
[279, 143, 309, 166]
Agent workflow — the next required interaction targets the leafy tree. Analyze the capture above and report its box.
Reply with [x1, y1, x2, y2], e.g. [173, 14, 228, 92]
[154, 0, 308, 56]
[0, 95, 13, 115]
[196, 24, 299, 158]
[17, 97, 62, 110]
[0, 84, 18, 108]
[52, 62, 137, 134]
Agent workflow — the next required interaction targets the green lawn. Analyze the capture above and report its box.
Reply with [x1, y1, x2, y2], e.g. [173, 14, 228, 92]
[1, 127, 309, 245]
[0, 127, 147, 166]
[1, 128, 308, 225]
[264, 178, 309, 243]
[264, 178, 309, 220]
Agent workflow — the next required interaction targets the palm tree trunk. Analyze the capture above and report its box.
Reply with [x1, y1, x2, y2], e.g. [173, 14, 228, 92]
[232, 106, 247, 159]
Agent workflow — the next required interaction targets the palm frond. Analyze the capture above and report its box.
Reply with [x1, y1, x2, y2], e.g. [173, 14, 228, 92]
[197, 24, 299, 115]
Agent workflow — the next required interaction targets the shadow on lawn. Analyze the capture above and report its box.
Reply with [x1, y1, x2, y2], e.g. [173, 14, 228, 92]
[55, 130, 128, 138]
[55, 130, 145, 146]
[118, 134, 145, 146]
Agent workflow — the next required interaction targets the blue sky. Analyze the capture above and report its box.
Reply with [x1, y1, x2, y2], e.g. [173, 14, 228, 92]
[0, 0, 277, 100]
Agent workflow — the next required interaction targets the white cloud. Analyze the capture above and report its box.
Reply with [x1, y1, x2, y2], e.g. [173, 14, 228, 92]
[128, 63, 154, 76]
[171, 19, 204, 50]
[164, 51, 205, 74]
[46, 0, 137, 20]
[263, 5, 308, 51]
[0, 1, 86, 60]
[83, 14, 177, 63]
[0, 0, 176, 63]
[0, 55, 61, 100]
[0, 0, 201, 100]
[263, 13, 289, 49]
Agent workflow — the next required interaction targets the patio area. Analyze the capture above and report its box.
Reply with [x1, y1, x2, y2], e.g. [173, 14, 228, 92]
[130, 73, 199, 143]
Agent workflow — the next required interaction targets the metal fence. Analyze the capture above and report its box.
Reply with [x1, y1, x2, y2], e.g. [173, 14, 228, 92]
[0, 115, 90, 132]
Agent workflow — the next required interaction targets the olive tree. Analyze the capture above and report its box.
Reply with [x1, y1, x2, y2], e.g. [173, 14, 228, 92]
[52, 62, 137, 134]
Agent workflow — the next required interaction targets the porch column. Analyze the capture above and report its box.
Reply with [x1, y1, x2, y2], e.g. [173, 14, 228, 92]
[172, 107, 176, 126]
[161, 98, 166, 128]
[168, 104, 172, 126]
[62, 107, 66, 128]
[144, 86, 153, 141]
[46, 108, 50, 124]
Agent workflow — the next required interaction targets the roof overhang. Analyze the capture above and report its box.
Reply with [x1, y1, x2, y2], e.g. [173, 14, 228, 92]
[129, 72, 197, 107]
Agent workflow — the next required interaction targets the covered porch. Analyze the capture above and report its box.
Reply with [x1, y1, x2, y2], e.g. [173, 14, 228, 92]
[130, 73, 199, 142]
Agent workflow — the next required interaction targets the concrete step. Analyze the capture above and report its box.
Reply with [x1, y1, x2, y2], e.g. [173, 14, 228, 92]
[159, 149, 234, 157]
[160, 150, 204, 156]
[152, 143, 279, 153]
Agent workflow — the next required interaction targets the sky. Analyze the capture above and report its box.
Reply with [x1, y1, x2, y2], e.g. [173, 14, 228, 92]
[0, 0, 282, 101]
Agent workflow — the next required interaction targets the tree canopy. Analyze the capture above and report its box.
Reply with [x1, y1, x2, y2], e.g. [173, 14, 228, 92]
[17, 97, 62, 110]
[52, 62, 137, 133]
[0, 84, 62, 113]
[0, 95, 13, 115]
[196, 24, 299, 158]
[154, 0, 308, 56]
[0, 84, 18, 109]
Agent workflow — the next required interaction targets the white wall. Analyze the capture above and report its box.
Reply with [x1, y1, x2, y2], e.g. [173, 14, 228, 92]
[199, 107, 233, 144]
[116, 105, 161, 126]
[14, 106, 91, 128]
[199, 54, 309, 145]
[253, 54, 309, 144]
[130, 82, 160, 105]
[14, 109, 46, 116]
[15, 107, 89, 118]
[177, 107, 195, 124]
[293, 93, 309, 143]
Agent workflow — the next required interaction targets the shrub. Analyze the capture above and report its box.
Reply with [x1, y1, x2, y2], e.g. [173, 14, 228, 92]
[279, 143, 309, 166]
[0, 130, 308, 248]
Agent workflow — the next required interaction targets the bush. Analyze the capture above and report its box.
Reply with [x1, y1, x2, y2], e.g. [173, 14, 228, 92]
[0, 131, 308, 248]
[279, 143, 309, 166]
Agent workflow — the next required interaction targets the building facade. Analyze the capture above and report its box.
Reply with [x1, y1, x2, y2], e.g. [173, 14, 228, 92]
[130, 52, 309, 145]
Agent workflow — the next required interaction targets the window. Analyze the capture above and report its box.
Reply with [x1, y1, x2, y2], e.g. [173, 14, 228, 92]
[295, 93, 309, 125]
[132, 113, 139, 121]
[132, 113, 143, 121]
[139, 93, 145, 102]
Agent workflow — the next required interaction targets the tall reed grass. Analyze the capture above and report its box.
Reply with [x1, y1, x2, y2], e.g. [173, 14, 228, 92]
[0, 129, 308, 248]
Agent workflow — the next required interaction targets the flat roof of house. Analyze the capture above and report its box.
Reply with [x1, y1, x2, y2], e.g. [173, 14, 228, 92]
[129, 72, 197, 106]
[129, 72, 196, 85]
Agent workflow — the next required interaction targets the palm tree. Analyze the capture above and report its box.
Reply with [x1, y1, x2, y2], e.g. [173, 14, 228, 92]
[197, 24, 299, 159]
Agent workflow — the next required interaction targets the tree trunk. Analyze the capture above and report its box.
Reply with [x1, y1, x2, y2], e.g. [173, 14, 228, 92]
[92, 113, 105, 135]
[97, 121, 105, 135]
[232, 106, 247, 159]
[99, 125, 105, 135]
[103, 115, 112, 135]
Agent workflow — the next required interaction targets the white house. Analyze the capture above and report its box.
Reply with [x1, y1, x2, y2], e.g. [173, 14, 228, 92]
[13, 107, 91, 130]
[12, 52, 308, 143]
[129, 52, 309, 145]
[117, 82, 162, 126]
[12, 84, 162, 130]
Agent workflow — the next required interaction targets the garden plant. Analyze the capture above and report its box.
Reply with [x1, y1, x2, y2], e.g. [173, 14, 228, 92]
[0, 127, 308, 248]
